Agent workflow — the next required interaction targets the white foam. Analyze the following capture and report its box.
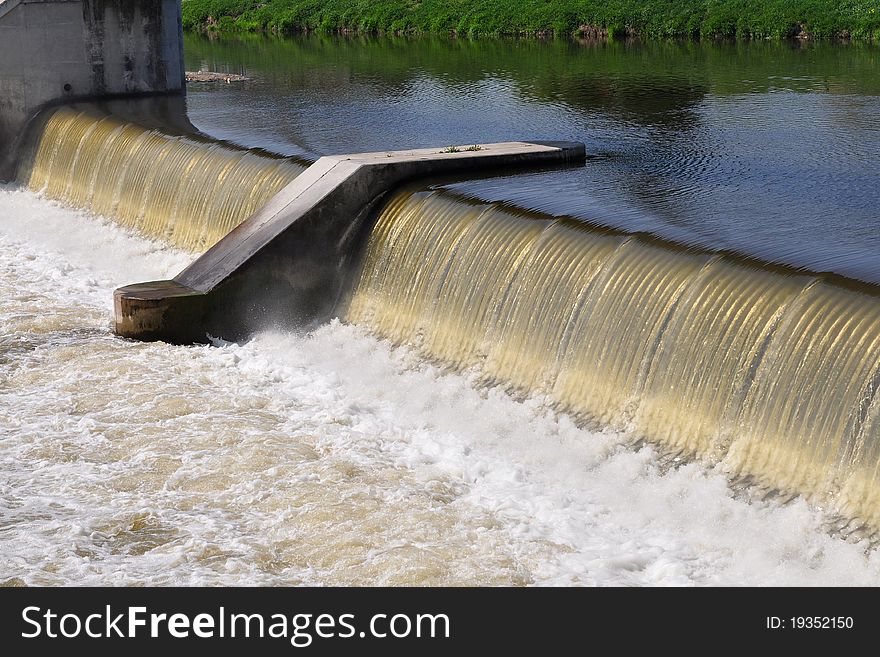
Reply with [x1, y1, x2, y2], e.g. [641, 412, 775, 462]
[1, 185, 878, 585]
[0, 183, 195, 309]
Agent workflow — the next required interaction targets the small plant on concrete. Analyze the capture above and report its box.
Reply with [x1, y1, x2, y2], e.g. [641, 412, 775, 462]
[464, 144, 483, 151]
[441, 146, 461, 153]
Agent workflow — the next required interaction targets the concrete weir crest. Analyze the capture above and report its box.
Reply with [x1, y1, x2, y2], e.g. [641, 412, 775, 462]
[114, 141, 586, 344]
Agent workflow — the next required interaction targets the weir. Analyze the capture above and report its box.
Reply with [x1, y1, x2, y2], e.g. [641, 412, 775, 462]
[21, 104, 308, 250]
[345, 189, 880, 531]
[4, 0, 880, 537]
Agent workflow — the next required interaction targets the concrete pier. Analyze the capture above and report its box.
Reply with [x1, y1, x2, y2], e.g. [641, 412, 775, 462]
[0, 0, 184, 181]
[115, 141, 586, 343]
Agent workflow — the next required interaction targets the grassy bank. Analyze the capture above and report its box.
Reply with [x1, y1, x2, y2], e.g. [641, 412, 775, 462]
[181, 1, 880, 40]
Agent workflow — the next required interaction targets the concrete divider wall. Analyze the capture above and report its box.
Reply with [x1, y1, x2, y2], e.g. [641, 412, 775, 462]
[0, 0, 184, 181]
[114, 142, 586, 344]
[0, 4, 586, 342]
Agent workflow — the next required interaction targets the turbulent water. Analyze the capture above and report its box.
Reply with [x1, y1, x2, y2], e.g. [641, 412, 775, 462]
[3, 185, 880, 585]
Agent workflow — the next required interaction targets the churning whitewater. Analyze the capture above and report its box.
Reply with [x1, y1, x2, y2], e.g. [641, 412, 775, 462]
[2, 186, 880, 586]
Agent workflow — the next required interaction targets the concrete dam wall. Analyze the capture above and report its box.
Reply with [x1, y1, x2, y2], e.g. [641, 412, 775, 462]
[0, 0, 184, 181]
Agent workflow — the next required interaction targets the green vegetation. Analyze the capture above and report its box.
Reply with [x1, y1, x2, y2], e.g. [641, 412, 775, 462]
[181, 0, 880, 40]
[440, 145, 482, 152]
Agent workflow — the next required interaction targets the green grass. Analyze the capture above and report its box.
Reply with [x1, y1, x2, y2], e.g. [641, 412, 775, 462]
[181, 0, 880, 40]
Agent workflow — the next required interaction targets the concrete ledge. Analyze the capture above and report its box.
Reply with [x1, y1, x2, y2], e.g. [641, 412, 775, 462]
[0, 1, 23, 22]
[115, 140, 586, 343]
[114, 280, 207, 343]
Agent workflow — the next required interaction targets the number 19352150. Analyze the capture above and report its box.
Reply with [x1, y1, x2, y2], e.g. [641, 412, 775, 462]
[766, 616, 854, 629]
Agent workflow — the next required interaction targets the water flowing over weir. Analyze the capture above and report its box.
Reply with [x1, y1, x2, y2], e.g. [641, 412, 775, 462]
[21, 106, 308, 251]
[345, 188, 880, 532]
[22, 100, 880, 535]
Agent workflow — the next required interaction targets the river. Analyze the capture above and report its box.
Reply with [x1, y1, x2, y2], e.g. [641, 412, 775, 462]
[2, 35, 880, 585]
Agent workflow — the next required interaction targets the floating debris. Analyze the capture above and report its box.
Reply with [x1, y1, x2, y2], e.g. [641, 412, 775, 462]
[185, 71, 250, 84]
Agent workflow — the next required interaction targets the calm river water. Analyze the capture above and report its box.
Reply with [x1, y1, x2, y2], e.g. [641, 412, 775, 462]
[185, 34, 880, 283]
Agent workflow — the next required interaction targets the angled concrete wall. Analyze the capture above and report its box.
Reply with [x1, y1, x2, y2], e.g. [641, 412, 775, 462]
[115, 141, 586, 344]
[0, 0, 184, 181]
